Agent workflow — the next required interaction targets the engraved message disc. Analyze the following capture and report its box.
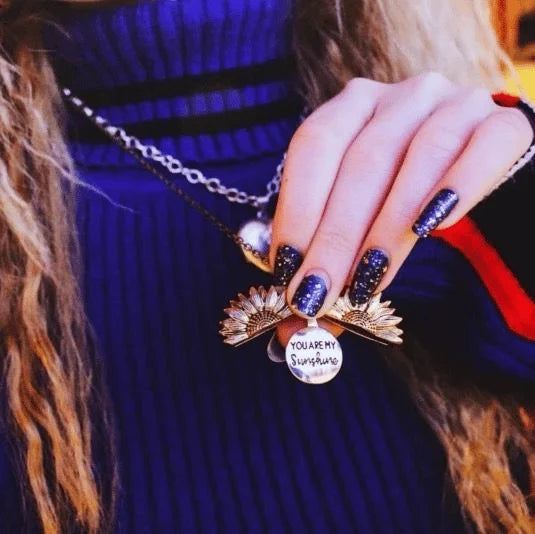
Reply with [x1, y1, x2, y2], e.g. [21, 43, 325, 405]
[285, 325, 343, 384]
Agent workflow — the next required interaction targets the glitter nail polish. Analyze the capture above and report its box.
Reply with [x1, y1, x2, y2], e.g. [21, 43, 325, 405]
[412, 188, 459, 238]
[291, 274, 328, 317]
[349, 249, 389, 306]
[273, 244, 303, 286]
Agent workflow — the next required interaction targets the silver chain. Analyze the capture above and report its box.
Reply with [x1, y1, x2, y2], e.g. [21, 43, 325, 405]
[62, 87, 287, 209]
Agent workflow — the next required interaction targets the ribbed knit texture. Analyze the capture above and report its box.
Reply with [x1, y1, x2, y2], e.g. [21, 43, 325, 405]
[49, 0, 300, 168]
[0, 1, 533, 532]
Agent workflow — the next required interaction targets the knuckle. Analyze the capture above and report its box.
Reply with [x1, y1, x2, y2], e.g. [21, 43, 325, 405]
[344, 76, 379, 94]
[413, 70, 451, 93]
[351, 141, 389, 169]
[380, 207, 413, 233]
[488, 108, 532, 144]
[289, 117, 338, 151]
[340, 77, 382, 113]
[388, 198, 420, 229]
[419, 125, 463, 161]
[316, 228, 354, 256]
[457, 86, 494, 109]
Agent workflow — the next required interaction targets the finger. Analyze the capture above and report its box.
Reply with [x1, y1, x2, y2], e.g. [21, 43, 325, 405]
[286, 72, 455, 317]
[347, 87, 496, 303]
[270, 78, 385, 285]
[411, 104, 533, 237]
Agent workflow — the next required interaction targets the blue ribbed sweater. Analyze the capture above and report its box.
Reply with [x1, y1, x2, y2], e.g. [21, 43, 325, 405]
[0, 1, 534, 532]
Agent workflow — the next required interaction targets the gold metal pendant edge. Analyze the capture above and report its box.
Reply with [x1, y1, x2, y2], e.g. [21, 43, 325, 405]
[219, 285, 292, 346]
[220, 286, 403, 347]
[326, 290, 403, 345]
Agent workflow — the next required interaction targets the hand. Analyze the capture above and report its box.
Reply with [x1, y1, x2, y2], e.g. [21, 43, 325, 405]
[270, 71, 533, 345]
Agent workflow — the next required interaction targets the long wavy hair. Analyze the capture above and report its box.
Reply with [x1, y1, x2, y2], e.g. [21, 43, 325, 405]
[0, 2, 116, 534]
[0, 0, 532, 533]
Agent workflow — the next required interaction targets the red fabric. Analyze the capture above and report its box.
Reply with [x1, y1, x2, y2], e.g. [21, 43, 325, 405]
[432, 217, 535, 341]
[491, 92, 521, 107]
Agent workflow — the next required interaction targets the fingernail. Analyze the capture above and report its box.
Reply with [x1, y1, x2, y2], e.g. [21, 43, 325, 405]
[349, 248, 389, 306]
[267, 332, 286, 363]
[412, 188, 459, 238]
[273, 244, 303, 286]
[291, 273, 329, 317]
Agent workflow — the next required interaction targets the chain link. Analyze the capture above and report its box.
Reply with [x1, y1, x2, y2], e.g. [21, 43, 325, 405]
[62, 87, 299, 266]
[63, 87, 284, 209]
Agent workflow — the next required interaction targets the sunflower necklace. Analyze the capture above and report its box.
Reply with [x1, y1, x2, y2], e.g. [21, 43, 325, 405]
[63, 87, 403, 385]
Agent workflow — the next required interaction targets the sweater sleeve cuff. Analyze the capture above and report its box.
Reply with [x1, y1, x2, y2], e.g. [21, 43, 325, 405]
[431, 92, 535, 342]
[490, 92, 535, 190]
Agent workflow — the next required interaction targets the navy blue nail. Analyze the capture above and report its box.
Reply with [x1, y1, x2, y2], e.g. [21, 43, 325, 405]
[291, 274, 328, 317]
[273, 244, 303, 286]
[349, 249, 389, 306]
[412, 188, 459, 238]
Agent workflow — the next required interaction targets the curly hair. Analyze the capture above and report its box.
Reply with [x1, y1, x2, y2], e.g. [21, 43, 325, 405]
[0, 3, 116, 533]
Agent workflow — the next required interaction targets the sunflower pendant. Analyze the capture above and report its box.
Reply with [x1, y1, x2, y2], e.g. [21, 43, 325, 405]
[219, 285, 403, 385]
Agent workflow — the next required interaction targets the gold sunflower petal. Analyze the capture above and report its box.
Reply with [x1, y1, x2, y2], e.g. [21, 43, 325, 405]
[220, 286, 293, 346]
[238, 293, 258, 315]
[272, 291, 288, 314]
[224, 307, 250, 323]
[328, 301, 344, 317]
[365, 293, 382, 312]
[376, 326, 403, 336]
[220, 329, 240, 338]
[371, 308, 396, 320]
[221, 318, 246, 330]
[249, 286, 265, 311]
[326, 290, 403, 345]
[339, 293, 351, 308]
[281, 306, 293, 319]
[375, 315, 403, 326]
[265, 285, 279, 311]
[374, 329, 403, 344]
[328, 310, 341, 321]
[328, 294, 353, 318]
[223, 332, 249, 345]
